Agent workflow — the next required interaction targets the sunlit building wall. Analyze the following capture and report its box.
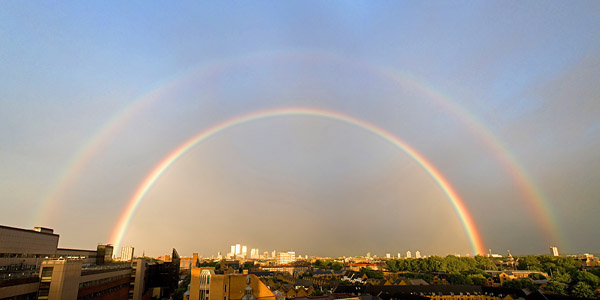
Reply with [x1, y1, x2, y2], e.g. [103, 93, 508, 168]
[120, 246, 134, 262]
[189, 270, 275, 300]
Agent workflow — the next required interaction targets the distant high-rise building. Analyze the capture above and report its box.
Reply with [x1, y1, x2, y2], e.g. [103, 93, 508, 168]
[235, 244, 241, 255]
[366, 252, 371, 258]
[386, 253, 391, 259]
[271, 250, 276, 258]
[397, 253, 401, 258]
[276, 252, 295, 265]
[242, 245, 247, 257]
[250, 248, 259, 259]
[415, 251, 421, 258]
[550, 246, 559, 257]
[263, 251, 269, 258]
[120, 246, 134, 262]
[406, 251, 412, 258]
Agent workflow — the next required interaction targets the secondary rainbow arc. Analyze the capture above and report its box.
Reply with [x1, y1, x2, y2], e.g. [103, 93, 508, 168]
[109, 107, 486, 255]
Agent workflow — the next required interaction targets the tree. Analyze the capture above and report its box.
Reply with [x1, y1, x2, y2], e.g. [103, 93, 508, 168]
[332, 262, 343, 271]
[468, 274, 487, 286]
[573, 270, 600, 288]
[517, 256, 542, 271]
[474, 255, 497, 271]
[552, 272, 571, 284]
[386, 259, 399, 272]
[314, 259, 324, 268]
[571, 282, 594, 298]
[544, 281, 567, 295]
[447, 273, 472, 285]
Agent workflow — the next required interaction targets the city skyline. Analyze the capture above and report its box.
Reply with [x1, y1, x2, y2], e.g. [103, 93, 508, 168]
[1, 2, 600, 257]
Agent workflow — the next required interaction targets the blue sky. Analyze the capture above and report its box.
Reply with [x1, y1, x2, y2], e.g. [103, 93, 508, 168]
[1, 1, 599, 257]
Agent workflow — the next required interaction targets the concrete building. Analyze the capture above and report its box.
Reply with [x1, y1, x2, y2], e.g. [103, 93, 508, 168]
[406, 251, 411, 258]
[275, 252, 295, 265]
[38, 259, 131, 300]
[0, 225, 103, 273]
[415, 251, 421, 259]
[180, 253, 199, 269]
[0, 224, 180, 300]
[550, 246, 559, 257]
[120, 246, 135, 262]
[95, 244, 113, 265]
[188, 268, 275, 300]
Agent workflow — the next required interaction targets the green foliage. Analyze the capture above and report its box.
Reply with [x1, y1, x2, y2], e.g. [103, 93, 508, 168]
[552, 272, 571, 284]
[518, 255, 542, 271]
[447, 273, 472, 285]
[359, 268, 384, 279]
[385, 255, 498, 274]
[386, 260, 399, 272]
[474, 255, 498, 271]
[313, 259, 324, 268]
[517, 255, 579, 275]
[331, 262, 343, 271]
[588, 267, 600, 278]
[573, 270, 600, 288]
[468, 274, 487, 285]
[243, 261, 255, 271]
[571, 281, 595, 298]
[313, 259, 343, 270]
[544, 280, 567, 295]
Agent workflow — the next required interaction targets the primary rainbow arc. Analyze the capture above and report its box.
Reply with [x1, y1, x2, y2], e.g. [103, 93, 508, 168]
[109, 107, 486, 255]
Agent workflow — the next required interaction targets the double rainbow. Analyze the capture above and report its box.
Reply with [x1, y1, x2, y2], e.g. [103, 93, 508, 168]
[34, 49, 560, 253]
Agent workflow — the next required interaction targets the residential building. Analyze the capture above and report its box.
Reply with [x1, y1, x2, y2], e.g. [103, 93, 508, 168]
[188, 268, 275, 300]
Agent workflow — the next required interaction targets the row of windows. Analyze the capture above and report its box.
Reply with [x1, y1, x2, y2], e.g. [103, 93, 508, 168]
[77, 283, 129, 300]
[0, 264, 38, 271]
[0, 253, 94, 259]
[79, 274, 130, 289]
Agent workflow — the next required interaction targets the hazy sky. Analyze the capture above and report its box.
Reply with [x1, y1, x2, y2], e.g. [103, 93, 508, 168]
[1, 2, 599, 257]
